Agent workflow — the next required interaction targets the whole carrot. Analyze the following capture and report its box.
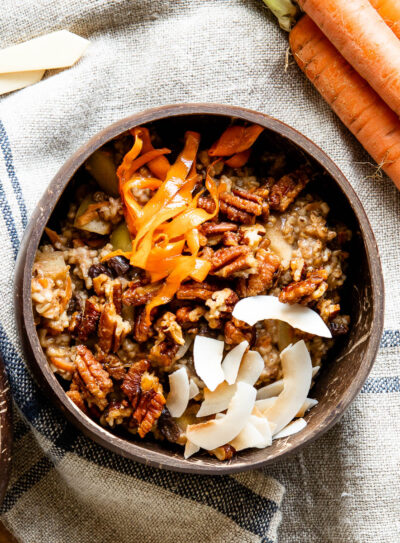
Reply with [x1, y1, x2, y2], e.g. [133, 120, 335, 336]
[369, 0, 400, 40]
[297, 0, 400, 118]
[290, 15, 400, 189]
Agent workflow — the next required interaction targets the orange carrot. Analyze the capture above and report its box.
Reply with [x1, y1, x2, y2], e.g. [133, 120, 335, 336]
[369, 0, 400, 39]
[297, 0, 400, 118]
[290, 15, 400, 189]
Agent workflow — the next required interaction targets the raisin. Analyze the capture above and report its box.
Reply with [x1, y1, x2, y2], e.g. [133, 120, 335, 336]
[88, 264, 113, 279]
[158, 407, 182, 443]
[107, 256, 131, 277]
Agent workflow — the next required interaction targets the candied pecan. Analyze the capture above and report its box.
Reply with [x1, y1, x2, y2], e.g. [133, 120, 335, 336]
[199, 246, 214, 261]
[219, 200, 254, 225]
[98, 302, 132, 352]
[75, 298, 101, 342]
[133, 307, 154, 342]
[221, 189, 262, 215]
[149, 339, 179, 368]
[238, 249, 280, 297]
[329, 321, 349, 336]
[210, 246, 257, 278]
[131, 371, 166, 437]
[317, 298, 340, 322]
[176, 306, 206, 327]
[254, 186, 271, 220]
[222, 231, 239, 246]
[205, 288, 239, 329]
[66, 387, 87, 413]
[224, 318, 254, 346]
[290, 257, 306, 282]
[209, 444, 236, 461]
[269, 166, 311, 212]
[176, 281, 219, 301]
[97, 351, 126, 380]
[74, 345, 113, 408]
[101, 400, 132, 427]
[158, 407, 183, 443]
[200, 221, 238, 236]
[121, 359, 150, 409]
[155, 312, 185, 345]
[279, 269, 328, 305]
[112, 283, 122, 315]
[239, 224, 266, 249]
[122, 282, 160, 306]
[197, 196, 216, 214]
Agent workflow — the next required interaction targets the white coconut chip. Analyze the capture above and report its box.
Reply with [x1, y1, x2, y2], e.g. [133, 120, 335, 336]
[263, 340, 312, 435]
[221, 340, 249, 385]
[175, 335, 193, 360]
[296, 398, 318, 418]
[257, 396, 318, 419]
[196, 382, 236, 418]
[166, 368, 190, 418]
[273, 418, 307, 439]
[230, 421, 264, 451]
[193, 336, 225, 391]
[184, 440, 200, 459]
[188, 379, 200, 400]
[232, 296, 332, 338]
[256, 365, 320, 400]
[236, 350, 264, 385]
[255, 397, 278, 412]
[186, 382, 256, 450]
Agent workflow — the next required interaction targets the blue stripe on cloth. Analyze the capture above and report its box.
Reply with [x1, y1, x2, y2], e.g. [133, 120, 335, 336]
[361, 376, 400, 394]
[0, 120, 28, 229]
[380, 329, 400, 349]
[0, 182, 20, 260]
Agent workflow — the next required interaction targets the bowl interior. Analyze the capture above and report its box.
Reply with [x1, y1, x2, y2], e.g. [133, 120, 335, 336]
[17, 106, 384, 474]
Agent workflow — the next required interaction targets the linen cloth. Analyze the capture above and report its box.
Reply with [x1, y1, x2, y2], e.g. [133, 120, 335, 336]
[0, 0, 399, 541]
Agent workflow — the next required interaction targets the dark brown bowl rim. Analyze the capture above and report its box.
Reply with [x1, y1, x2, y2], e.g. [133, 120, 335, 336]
[0, 354, 12, 504]
[15, 103, 384, 474]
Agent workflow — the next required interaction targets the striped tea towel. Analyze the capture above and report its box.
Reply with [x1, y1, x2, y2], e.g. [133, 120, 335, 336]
[0, 1, 399, 541]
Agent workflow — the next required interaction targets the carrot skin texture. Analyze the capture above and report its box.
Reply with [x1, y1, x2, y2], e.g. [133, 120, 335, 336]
[369, 0, 400, 39]
[290, 16, 400, 190]
[298, 0, 400, 118]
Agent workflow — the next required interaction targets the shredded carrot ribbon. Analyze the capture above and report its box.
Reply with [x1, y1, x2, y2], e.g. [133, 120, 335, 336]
[108, 123, 262, 320]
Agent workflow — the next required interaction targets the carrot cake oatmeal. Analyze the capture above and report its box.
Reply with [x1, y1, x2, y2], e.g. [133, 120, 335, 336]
[31, 122, 351, 459]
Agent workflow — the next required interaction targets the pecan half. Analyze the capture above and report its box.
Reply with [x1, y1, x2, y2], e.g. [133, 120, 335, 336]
[197, 196, 216, 214]
[98, 302, 132, 353]
[200, 221, 238, 236]
[97, 351, 126, 380]
[121, 359, 150, 409]
[176, 281, 219, 301]
[73, 345, 113, 410]
[176, 306, 206, 327]
[269, 166, 311, 212]
[133, 307, 154, 342]
[279, 269, 328, 305]
[238, 249, 280, 297]
[149, 339, 179, 368]
[222, 231, 239, 246]
[254, 186, 271, 220]
[224, 318, 254, 346]
[210, 246, 256, 278]
[122, 281, 160, 306]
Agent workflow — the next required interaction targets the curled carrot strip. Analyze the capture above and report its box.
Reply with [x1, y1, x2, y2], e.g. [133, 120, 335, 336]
[117, 133, 143, 186]
[225, 148, 251, 168]
[132, 127, 171, 180]
[208, 124, 264, 157]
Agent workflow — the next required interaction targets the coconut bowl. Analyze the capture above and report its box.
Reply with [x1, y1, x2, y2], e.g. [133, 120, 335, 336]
[0, 354, 12, 503]
[14, 104, 384, 474]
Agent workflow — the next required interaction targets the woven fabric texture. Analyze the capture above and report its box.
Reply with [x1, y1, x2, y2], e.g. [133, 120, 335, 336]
[0, 1, 399, 542]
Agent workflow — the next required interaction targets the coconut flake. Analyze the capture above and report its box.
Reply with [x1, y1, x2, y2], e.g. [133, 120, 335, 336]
[166, 368, 190, 418]
[184, 440, 200, 459]
[296, 398, 318, 418]
[237, 350, 264, 385]
[175, 335, 193, 360]
[196, 382, 236, 418]
[263, 340, 312, 435]
[257, 365, 320, 400]
[255, 397, 278, 413]
[221, 340, 248, 385]
[187, 382, 256, 450]
[232, 296, 332, 338]
[273, 418, 307, 439]
[188, 379, 200, 400]
[193, 336, 225, 391]
[230, 422, 264, 451]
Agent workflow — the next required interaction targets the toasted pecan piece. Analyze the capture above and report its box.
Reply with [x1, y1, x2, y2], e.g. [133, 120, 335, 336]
[269, 166, 311, 212]
[98, 302, 132, 353]
[97, 351, 127, 380]
[238, 249, 280, 297]
[121, 359, 150, 409]
[66, 387, 87, 413]
[176, 281, 219, 301]
[279, 269, 328, 305]
[134, 387, 166, 438]
[133, 307, 154, 343]
[155, 312, 185, 345]
[224, 318, 254, 346]
[205, 288, 239, 329]
[317, 298, 340, 322]
[210, 246, 257, 278]
[74, 298, 101, 341]
[73, 345, 113, 410]
[122, 282, 161, 306]
[200, 221, 238, 236]
[197, 196, 216, 214]
[176, 306, 206, 326]
[222, 231, 239, 246]
[209, 444, 236, 461]
[101, 400, 133, 428]
[254, 186, 271, 220]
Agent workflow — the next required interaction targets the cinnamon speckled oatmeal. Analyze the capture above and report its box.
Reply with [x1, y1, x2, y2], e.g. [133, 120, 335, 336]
[31, 122, 351, 460]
